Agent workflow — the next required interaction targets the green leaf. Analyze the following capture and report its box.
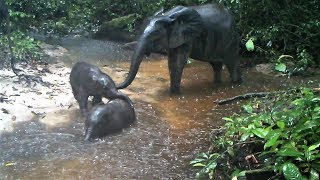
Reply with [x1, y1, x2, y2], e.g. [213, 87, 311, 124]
[275, 63, 287, 72]
[231, 170, 246, 179]
[190, 158, 205, 164]
[5, 162, 16, 166]
[223, 117, 234, 122]
[277, 148, 304, 158]
[282, 163, 307, 180]
[187, 58, 193, 64]
[264, 130, 281, 149]
[308, 142, 320, 151]
[240, 133, 250, 141]
[276, 121, 285, 130]
[252, 128, 269, 138]
[310, 168, 319, 180]
[193, 163, 206, 167]
[295, 120, 319, 134]
[205, 161, 217, 172]
[245, 38, 254, 51]
[243, 104, 253, 114]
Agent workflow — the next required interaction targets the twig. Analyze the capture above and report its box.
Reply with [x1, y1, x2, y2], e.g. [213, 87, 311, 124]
[215, 88, 320, 105]
[215, 91, 283, 105]
[242, 166, 273, 174]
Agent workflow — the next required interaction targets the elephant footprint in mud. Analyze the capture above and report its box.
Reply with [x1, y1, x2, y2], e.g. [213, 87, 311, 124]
[70, 61, 132, 116]
[117, 3, 242, 94]
[84, 98, 136, 141]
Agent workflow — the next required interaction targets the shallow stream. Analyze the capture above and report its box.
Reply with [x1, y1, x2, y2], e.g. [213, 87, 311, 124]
[1, 37, 317, 179]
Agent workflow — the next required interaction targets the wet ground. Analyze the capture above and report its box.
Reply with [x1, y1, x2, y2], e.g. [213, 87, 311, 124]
[1, 37, 319, 179]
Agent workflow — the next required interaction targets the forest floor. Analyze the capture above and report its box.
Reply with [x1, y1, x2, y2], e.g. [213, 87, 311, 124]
[0, 44, 77, 132]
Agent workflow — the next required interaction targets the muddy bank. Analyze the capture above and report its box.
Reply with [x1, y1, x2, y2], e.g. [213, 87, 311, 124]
[0, 44, 76, 132]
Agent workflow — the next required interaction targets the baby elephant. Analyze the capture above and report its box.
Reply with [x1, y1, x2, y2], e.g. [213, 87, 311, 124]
[70, 61, 132, 116]
[84, 99, 136, 141]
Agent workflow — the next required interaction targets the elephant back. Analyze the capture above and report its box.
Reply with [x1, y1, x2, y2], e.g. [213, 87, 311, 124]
[192, 4, 239, 59]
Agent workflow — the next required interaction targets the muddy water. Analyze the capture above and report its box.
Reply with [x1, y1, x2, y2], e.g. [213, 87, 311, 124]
[1, 37, 318, 179]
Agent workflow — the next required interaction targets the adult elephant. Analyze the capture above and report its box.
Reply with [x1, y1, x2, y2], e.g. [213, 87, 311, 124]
[117, 3, 241, 94]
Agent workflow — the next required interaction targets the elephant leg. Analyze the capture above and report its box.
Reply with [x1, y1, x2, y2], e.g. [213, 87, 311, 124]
[168, 45, 190, 94]
[71, 87, 78, 100]
[92, 96, 102, 105]
[226, 63, 242, 83]
[210, 62, 223, 84]
[75, 87, 89, 116]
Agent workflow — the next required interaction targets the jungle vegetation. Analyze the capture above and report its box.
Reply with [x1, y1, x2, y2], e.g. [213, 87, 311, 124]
[1, 0, 319, 73]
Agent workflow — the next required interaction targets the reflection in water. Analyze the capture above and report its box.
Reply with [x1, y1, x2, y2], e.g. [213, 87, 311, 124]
[1, 37, 318, 179]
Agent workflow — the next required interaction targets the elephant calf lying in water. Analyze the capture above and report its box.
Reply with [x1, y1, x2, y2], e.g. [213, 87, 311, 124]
[70, 61, 132, 116]
[84, 99, 136, 141]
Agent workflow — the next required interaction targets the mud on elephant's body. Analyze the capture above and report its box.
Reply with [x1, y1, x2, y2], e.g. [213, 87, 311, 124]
[84, 99, 136, 141]
[70, 61, 132, 116]
[117, 3, 242, 94]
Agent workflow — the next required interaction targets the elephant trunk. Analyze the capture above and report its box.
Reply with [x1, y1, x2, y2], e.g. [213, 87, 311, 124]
[116, 39, 147, 89]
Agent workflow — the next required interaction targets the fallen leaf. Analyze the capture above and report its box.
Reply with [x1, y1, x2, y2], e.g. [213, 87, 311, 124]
[31, 111, 38, 115]
[5, 162, 16, 166]
[1, 108, 9, 114]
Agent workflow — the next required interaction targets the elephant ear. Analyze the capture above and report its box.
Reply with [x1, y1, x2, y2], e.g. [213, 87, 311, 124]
[153, 7, 164, 17]
[167, 7, 203, 48]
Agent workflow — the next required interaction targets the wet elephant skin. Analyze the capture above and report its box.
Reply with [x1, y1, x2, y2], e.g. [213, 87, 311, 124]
[117, 3, 242, 94]
[70, 61, 132, 116]
[84, 99, 136, 141]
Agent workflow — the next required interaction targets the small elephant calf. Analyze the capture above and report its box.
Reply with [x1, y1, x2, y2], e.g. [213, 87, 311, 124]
[70, 61, 132, 116]
[84, 99, 136, 141]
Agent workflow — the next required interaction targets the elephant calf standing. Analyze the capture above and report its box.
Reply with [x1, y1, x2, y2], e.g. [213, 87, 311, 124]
[84, 99, 136, 141]
[117, 3, 242, 94]
[70, 61, 132, 116]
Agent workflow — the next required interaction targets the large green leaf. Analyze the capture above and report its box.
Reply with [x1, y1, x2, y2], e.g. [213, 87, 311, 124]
[245, 38, 254, 51]
[264, 130, 281, 149]
[282, 163, 307, 180]
[277, 148, 304, 158]
[252, 128, 269, 138]
[275, 63, 287, 72]
[308, 142, 320, 151]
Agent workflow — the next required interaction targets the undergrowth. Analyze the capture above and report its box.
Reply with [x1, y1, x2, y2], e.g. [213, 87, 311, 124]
[191, 88, 320, 179]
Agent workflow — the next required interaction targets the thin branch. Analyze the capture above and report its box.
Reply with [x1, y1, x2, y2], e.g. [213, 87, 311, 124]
[215, 91, 283, 105]
[215, 88, 320, 105]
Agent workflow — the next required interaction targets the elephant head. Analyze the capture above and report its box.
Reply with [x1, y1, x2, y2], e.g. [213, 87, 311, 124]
[117, 6, 203, 89]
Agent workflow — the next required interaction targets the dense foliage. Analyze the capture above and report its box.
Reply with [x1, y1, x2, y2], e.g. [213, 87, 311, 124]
[2, 0, 319, 69]
[222, 0, 320, 75]
[191, 88, 320, 179]
[0, 31, 42, 63]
